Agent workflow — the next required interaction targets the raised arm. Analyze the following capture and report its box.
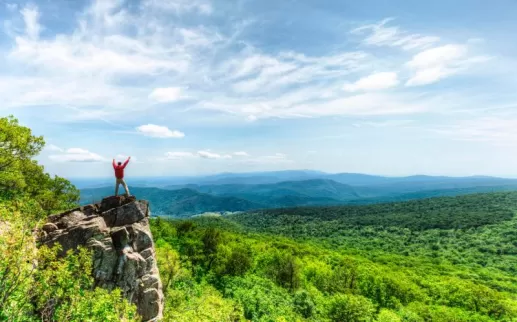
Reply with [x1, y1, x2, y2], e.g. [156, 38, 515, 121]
[122, 156, 131, 168]
[112, 159, 116, 169]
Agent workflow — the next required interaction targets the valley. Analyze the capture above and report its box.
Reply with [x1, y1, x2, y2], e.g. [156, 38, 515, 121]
[151, 191, 517, 321]
[80, 172, 517, 217]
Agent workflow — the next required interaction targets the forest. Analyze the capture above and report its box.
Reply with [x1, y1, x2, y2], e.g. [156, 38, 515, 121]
[150, 192, 517, 321]
[2, 114, 517, 321]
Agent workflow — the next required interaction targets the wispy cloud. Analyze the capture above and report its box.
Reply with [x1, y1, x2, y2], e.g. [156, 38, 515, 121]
[353, 120, 414, 128]
[45, 144, 64, 152]
[20, 4, 41, 40]
[1, 3, 493, 125]
[197, 150, 232, 159]
[49, 148, 106, 162]
[351, 18, 439, 50]
[165, 152, 195, 160]
[405, 44, 489, 86]
[239, 153, 293, 165]
[431, 117, 517, 144]
[343, 72, 399, 92]
[136, 124, 185, 138]
[142, 0, 213, 15]
[162, 150, 289, 163]
[149, 87, 183, 102]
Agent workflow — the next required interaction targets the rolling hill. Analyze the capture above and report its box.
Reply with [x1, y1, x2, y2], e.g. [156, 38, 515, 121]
[80, 187, 263, 217]
[81, 174, 517, 217]
[152, 191, 517, 321]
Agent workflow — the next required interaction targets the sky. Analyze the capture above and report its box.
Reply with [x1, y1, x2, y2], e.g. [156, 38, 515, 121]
[2, 0, 517, 178]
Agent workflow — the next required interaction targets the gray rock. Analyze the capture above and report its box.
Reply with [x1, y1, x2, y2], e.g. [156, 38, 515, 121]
[138, 289, 163, 322]
[100, 195, 136, 213]
[42, 223, 58, 233]
[40, 196, 164, 321]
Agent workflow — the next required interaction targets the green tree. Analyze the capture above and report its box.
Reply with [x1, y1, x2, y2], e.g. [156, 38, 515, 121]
[327, 294, 376, 322]
[0, 115, 44, 193]
[0, 115, 79, 215]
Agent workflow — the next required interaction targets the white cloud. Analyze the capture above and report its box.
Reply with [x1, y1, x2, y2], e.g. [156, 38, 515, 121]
[142, 0, 212, 15]
[352, 18, 439, 50]
[238, 153, 293, 164]
[136, 124, 185, 138]
[408, 45, 467, 69]
[46, 144, 63, 152]
[21, 5, 41, 40]
[49, 148, 106, 162]
[149, 87, 182, 102]
[164, 150, 237, 160]
[233, 151, 250, 157]
[1, 0, 220, 117]
[265, 153, 287, 160]
[405, 44, 489, 86]
[343, 72, 399, 92]
[165, 151, 195, 160]
[352, 120, 414, 128]
[222, 51, 369, 94]
[432, 117, 517, 144]
[0, 4, 493, 126]
[197, 150, 232, 159]
[204, 91, 430, 119]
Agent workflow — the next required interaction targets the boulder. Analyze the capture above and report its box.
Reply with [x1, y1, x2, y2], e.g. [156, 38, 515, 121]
[39, 196, 163, 321]
[42, 223, 58, 233]
[100, 195, 137, 213]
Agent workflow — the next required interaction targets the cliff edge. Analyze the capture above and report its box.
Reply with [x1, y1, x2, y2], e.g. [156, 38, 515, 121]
[38, 195, 164, 321]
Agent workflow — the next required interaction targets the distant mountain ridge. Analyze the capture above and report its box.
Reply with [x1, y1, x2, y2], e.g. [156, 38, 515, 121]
[71, 170, 516, 189]
[80, 172, 517, 217]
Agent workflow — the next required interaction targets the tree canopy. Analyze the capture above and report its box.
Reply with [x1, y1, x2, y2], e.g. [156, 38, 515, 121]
[0, 115, 79, 215]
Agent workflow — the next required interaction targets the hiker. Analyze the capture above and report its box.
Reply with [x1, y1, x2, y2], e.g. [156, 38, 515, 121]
[113, 156, 131, 196]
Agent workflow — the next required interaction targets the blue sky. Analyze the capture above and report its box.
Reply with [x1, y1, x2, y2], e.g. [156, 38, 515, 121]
[2, 0, 517, 178]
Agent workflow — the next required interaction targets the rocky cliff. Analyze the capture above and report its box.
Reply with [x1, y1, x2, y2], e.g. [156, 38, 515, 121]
[39, 196, 164, 321]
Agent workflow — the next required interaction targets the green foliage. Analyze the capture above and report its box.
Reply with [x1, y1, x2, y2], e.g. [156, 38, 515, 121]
[0, 115, 79, 216]
[32, 245, 138, 321]
[293, 290, 316, 318]
[263, 250, 301, 291]
[0, 205, 38, 320]
[0, 117, 134, 321]
[327, 293, 376, 322]
[0, 115, 44, 192]
[0, 205, 137, 321]
[376, 309, 401, 322]
[150, 194, 517, 322]
[223, 275, 297, 321]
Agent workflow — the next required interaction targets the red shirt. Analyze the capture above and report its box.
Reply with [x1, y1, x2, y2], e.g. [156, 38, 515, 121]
[113, 159, 130, 179]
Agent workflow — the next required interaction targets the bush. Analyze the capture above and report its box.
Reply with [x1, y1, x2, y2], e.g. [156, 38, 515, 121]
[327, 293, 376, 322]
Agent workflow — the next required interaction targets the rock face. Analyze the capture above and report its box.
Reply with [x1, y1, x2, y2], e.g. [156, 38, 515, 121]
[39, 196, 164, 321]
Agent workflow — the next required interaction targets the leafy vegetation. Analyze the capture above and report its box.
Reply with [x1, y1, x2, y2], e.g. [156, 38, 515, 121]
[0, 115, 79, 216]
[0, 115, 137, 321]
[151, 192, 517, 321]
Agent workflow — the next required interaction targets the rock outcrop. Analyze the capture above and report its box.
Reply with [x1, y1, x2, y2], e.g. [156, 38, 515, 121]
[39, 196, 164, 321]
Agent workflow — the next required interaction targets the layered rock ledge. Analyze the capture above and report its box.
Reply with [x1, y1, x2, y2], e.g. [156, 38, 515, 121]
[39, 195, 164, 321]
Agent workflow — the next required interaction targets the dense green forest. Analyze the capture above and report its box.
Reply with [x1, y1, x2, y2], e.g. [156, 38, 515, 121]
[150, 192, 517, 321]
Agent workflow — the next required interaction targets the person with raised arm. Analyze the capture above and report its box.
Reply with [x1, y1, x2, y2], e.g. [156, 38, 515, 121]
[113, 156, 131, 196]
